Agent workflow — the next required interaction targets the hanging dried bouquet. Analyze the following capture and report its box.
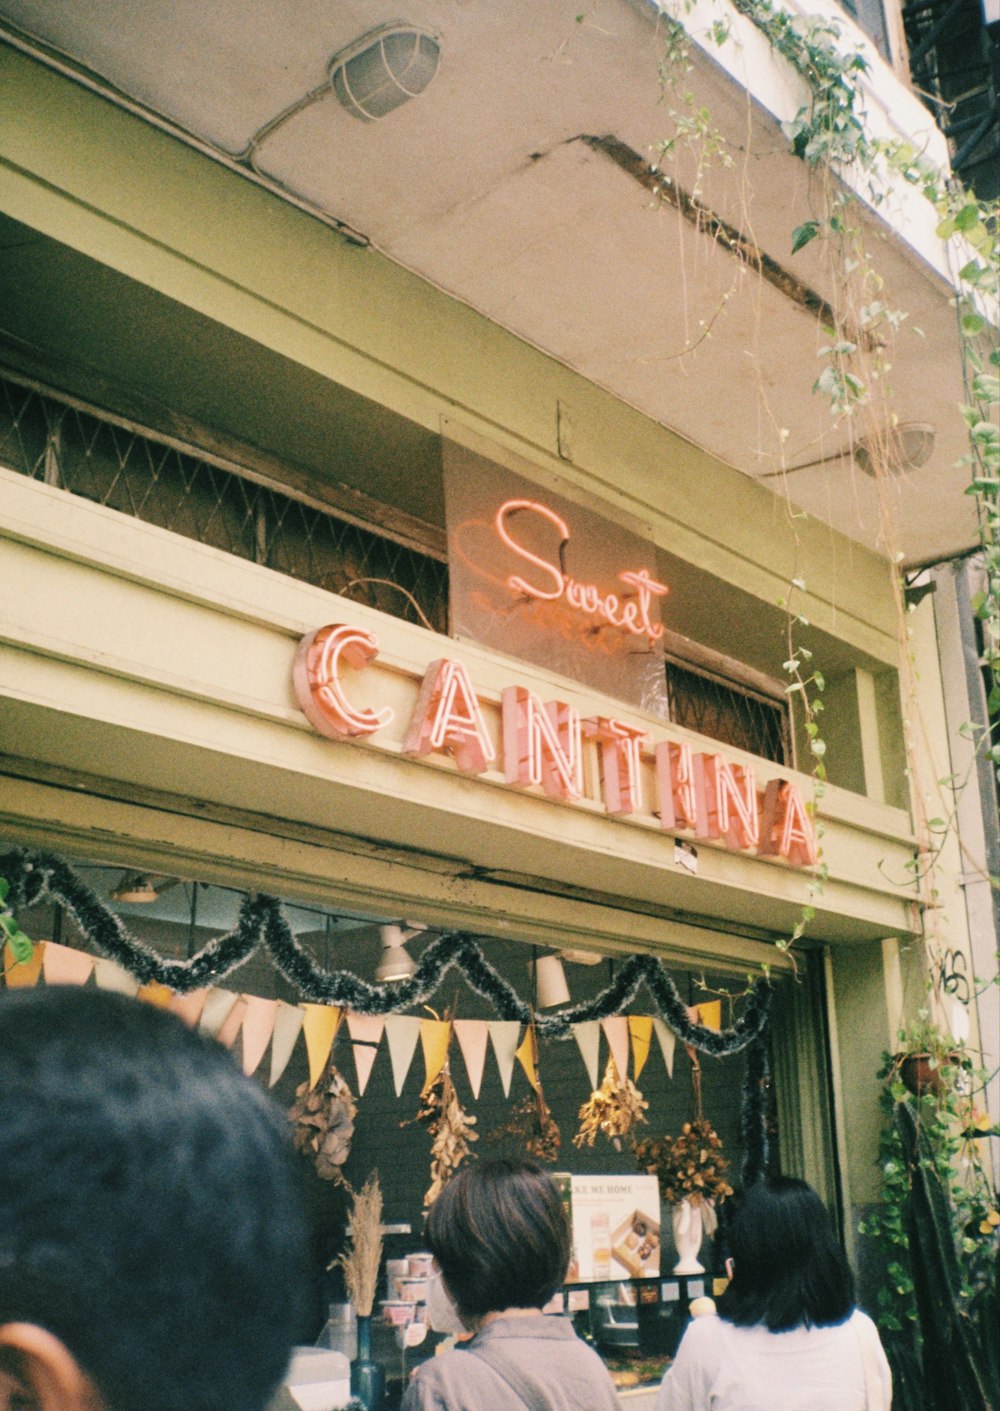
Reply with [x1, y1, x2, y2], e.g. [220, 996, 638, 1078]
[289, 1058, 357, 1181]
[574, 1057, 648, 1151]
[632, 1117, 733, 1207]
[407, 1065, 478, 1207]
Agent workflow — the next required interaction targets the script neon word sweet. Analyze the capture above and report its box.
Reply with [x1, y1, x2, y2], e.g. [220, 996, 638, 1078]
[293, 624, 818, 868]
[494, 499, 669, 646]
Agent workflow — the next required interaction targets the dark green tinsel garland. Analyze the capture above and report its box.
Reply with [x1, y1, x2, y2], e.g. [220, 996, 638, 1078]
[2, 849, 771, 1055]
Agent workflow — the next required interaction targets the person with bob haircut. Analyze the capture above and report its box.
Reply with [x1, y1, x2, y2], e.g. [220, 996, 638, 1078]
[401, 1159, 622, 1410]
[656, 1176, 891, 1411]
[0, 986, 310, 1411]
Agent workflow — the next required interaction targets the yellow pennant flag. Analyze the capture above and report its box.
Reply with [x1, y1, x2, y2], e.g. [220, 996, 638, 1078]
[420, 1019, 452, 1095]
[515, 1025, 540, 1093]
[628, 1015, 654, 1082]
[4, 939, 45, 988]
[696, 1001, 723, 1032]
[302, 1004, 342, 1089]
[136, 981, 174, 1008]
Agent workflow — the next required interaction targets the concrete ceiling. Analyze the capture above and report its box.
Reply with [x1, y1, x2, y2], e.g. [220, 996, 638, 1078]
[0, 0, 983, 565]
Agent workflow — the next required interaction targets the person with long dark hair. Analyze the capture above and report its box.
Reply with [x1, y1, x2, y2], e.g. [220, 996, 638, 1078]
[401, 1159, 622, 1411]
[656, 1176, 891, 1411]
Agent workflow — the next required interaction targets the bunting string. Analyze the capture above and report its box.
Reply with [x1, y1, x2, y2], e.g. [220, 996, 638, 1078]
[3, 850, 770, 1055]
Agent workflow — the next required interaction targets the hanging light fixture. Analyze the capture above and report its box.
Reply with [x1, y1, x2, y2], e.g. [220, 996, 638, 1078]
[375, 923, 424, 982]
[109, 873, 177, 904]
[531, 950, 571, 1008]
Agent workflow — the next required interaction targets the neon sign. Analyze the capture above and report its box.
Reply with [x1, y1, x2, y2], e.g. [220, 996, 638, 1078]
[293, 624, 818, 869]
[494, 500, 669, 647]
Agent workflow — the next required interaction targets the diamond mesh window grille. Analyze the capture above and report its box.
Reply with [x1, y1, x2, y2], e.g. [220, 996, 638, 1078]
[666, 659, 791, 766]
[1, 370, 790, 764]
[0, 373, 448, 633]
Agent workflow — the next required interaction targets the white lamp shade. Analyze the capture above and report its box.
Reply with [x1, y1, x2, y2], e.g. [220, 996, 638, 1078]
[535, 953, 570, 1008]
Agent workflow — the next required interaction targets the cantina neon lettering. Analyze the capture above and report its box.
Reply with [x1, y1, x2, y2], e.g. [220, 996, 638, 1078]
[293, 623, 818, 868]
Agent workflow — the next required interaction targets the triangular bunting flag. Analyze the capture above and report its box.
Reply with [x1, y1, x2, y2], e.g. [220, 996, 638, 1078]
[269, 1002, 305, 1087]
[4, 939, 45, 988]
[420, 1019, 452, 1095]
[347, 1012, 385, 1096]
[137, 982, 174, 1008]
[169, 988, 209, 1028]
[199, 988, 239, 1039]
[242, 996, 279, 1077]
[601, 1015, 630, 1083]
[515, 1024, 540, 1093]
[42, 941, 94, 987]
[572, 1020, 601, 1091]
[652, 1017, 676, 1078]
[384, 1015, 423, 1097]
[216, 995, 248, 1049]
[628, 1015, 654, 1081]
[93, 956, 139, 997]
[489, 1021, 521, 1098]
[453, 1019, 490, 1099]
[302, 1004, 342, 1090]
[696, 1000, 723, 1031]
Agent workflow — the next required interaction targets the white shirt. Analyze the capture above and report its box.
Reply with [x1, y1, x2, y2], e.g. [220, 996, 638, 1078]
[656, 1310, 892, 1411]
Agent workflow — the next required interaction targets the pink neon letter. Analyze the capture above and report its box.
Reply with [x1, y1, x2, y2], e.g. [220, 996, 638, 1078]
[495, 500, 566, 601]
[757, 779, 818, 867]
[403, 659, 496, 774]
[704, 756, 760, 850]
[586, 717, 649, 815]
[502, 686, 582, 800]
[293, 624, 394, 739]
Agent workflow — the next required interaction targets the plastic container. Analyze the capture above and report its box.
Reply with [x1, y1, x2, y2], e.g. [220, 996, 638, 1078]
[314, 1303, 357, 1361]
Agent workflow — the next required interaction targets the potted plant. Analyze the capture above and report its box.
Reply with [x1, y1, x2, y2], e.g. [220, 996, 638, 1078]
[889, 1017, 963, 1098]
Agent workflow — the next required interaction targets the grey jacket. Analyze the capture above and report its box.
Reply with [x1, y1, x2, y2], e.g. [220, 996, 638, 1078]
[400, 1313, 623, 1411]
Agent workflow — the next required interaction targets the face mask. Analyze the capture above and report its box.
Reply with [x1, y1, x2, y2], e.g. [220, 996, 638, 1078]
[426, 1271, 466, 1334]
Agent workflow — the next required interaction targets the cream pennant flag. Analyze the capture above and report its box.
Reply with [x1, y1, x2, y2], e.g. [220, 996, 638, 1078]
[489, 1021, 521, 1098]
[4, 939, 45, 988]
[420, 1019, 452, 1096]
[652, 1016, 676, 1078]
[216, 995, 248, 1049]
[628, 1016, 654, 1082]
[347, 1012, 385, 1096]
[199, 988, 239, 1039]
[515, 1024, 540, 1093]
[384, 1015, 423, 1097]
[242, 996, 279, 1077]
[302, 1004, 342, 1090]
[601, 1015, 630, 1082]
[269, 1002, 305, 1087]
[453, 1019, 490, 1099]
[137, 981, 174, 1008]
[42, 941, 94, 987]
[92, 956, 139, 997]
[169, 988, 209, 1028]
[572, 1020, 601, 1091]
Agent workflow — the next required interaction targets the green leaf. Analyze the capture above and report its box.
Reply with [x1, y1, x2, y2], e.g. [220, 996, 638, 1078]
[0, 913, 17, 937]
[791, 221, 821, 254]
[8, 932, 33, 965]
[961, 312, 987, 336]
[0, 878, 8, 903]
[953, 203, 981, 232]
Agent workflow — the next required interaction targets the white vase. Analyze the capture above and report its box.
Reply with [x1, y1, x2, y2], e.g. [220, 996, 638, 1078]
[671, 1198, 705, 1275]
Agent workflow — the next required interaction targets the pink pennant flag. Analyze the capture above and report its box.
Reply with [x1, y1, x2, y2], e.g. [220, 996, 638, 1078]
[384, 1015, 422, 1096]
[169, 988, 209, 1028]
[346, 1012, 385, 1096]
[601, 1015, 630, 1083]
[42, 941, 94, 987]
[453, 1019, 490, 1099]
[216, 995, 248, 1049]
[488, 1021, 521, 1098]
[652, 1017, 676, 1078]
[242, 996, 279, 1076]
[269, 1002, 305, 1087]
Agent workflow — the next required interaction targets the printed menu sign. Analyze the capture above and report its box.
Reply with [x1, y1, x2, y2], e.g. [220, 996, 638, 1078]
[554, 1173, 661, 1283]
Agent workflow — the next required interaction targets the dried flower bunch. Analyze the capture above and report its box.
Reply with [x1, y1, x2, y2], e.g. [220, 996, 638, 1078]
[573, 1057, 648, 1152]
[487, 1093, 562, 1164]
[289, 1060, 357, 1181]
[339, 1172, 383, 1317]
[411, 1067, 478, 1207]
[632, 1118, 733, 1206]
